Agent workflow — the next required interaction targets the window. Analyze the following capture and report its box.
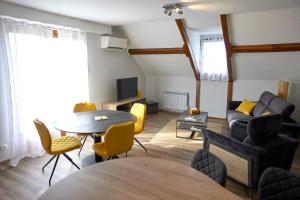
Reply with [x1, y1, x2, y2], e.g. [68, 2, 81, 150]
[200, 35, 228, 81]
[0, 16, 88, 165]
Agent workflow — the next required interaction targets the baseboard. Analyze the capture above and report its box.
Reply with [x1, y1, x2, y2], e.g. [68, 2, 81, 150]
[208, 116, 226, 120]
[0, 159, 9, 169]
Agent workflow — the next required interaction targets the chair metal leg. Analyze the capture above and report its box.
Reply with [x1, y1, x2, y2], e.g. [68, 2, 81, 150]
[42, 155, 57, 172]
[80, 136, 86, 141]
[49, 155, 60, 186]
[78, 136, 88, 157]
[134, 137, 147, 152]
[126, 152, 127, 157]
[63, 153, 80, 170]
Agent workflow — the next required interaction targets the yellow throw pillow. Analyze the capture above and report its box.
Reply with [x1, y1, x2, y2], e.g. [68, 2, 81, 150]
[261, 111, 272, 116]
[235, 99, 257, 116]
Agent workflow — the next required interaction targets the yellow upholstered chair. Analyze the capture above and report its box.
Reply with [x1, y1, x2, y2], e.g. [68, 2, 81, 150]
[130, 103, 147, 152]
[92, 121, 134, 160]
[34, 119, 81, 186]
[73, 102, 97, 156]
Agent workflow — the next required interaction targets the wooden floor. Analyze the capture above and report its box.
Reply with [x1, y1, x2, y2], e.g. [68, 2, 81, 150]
[0, 111, 299, 200]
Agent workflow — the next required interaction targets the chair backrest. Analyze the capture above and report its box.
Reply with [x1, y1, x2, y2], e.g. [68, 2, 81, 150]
[258, 167, 300, 200]
[191, 149, 227, 187]
[130, 103, 146, 134]
[34, 119, 52, 154]
[245, 114, 282, 145]
[104, 121, 134, 156]
[73, 102, 97, 113]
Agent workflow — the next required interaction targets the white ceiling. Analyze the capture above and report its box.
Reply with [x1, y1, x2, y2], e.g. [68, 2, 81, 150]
[3, 0, 300, 26]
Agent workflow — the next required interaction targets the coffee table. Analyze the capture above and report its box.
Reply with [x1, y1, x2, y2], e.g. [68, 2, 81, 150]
[176, 111, 208, 140]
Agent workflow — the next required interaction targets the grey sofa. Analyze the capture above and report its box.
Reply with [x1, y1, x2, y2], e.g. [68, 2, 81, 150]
[227, 91, 299, 139]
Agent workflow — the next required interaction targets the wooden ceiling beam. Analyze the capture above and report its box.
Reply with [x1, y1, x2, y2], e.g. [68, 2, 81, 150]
[128, 47, 185, 55]
[175, 19, 200, 81]
[232, 43, 300, 53]
[175, 19, 200, 108]
[220, 14, 234, 107]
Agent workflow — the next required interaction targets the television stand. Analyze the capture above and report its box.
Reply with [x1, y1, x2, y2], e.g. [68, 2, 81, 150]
[102, 96, 146, 111]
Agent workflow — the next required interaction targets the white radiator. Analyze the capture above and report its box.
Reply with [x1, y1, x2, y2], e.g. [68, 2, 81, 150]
[162, 91, 189, 112]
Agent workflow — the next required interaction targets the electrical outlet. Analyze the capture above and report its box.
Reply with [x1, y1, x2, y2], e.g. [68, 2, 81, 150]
[0, 144, 8, 151]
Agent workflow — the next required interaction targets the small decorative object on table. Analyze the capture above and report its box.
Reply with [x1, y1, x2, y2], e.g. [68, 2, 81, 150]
[188, 107, 201, 115]
[94, 116, 108, 121]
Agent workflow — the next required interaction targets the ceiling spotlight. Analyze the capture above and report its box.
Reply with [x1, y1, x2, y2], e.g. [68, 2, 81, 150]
[162, 3, 184, 16]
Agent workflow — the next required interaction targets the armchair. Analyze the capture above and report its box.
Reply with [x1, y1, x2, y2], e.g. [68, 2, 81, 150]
[203, 114, 298, 189]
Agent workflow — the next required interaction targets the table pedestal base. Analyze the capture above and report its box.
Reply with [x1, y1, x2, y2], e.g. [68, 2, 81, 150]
[82, 135, 103, 167]
[81, 154, 103, 167]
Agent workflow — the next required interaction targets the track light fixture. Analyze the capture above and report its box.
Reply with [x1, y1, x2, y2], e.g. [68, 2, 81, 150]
[162, 3, 184, 16]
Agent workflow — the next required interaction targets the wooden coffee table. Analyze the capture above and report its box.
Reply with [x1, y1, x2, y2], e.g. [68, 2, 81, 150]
[39, 157, 241, 200]
[176, 111, 208, 140]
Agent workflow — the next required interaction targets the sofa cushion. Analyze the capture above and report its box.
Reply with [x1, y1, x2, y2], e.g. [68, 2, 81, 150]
[252, 91, 277, 117]
[227, 110, 251, 127]
[259, 91, 277, 106]
[253, 102, 267, 117]
[245, 114, 282, 144]
[268, 97, 295, 120]
[235, 99, 257, 115]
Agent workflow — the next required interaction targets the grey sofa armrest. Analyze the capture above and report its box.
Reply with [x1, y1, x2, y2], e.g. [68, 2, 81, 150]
[281, 122, 300, 139]
[231, 120, 248, 141]
[228, 101, 242, 110]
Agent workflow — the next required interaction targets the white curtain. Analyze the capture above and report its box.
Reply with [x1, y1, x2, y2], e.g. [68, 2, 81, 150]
[199, 35, 228, 81]
[0, 16, 89, 166]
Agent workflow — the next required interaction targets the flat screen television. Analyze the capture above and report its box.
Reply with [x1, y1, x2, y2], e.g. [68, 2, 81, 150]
[117, 77, 138, 101]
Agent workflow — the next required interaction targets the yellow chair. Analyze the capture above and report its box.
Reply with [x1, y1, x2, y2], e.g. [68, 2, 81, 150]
[34, 119, 81, 186]
[130, 103, 147, 152]
[92, 122, 134, 160]
[73, 102, 97, 156]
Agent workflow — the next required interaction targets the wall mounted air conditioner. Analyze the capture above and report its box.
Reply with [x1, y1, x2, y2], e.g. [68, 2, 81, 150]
[101, 36, 127, 50]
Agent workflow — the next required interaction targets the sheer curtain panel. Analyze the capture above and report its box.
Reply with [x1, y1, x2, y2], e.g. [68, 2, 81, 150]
[0, 16, 89, 166]
[199, 35, 228, 81]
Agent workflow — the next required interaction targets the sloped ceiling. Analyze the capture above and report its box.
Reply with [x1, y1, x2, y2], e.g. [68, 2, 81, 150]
[120, 17, 221, 77]
[120, 19, 193, 77]
[133, 54, 193, 76]
[230, 7, 300, 81]
[121, 7, 300, 81]
[3, 0, 300, 25]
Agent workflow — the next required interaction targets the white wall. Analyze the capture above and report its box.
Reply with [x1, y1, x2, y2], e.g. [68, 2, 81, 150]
[154, 76, 196, 109]
[232, 80, 278, 101]
[200, 81, 228, 118]
[87, 31, 145, 108]
[145, 75, 158, 102]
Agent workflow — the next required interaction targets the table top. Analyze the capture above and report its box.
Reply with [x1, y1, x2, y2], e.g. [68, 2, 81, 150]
[53, 110, 136, 134]
[177, 111, 208, 124]
[39, 157, 241, 200]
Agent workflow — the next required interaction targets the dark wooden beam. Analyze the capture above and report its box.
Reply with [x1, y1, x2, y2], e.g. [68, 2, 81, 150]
[175, 19, 200, 108]
[128, 47, 185, 55]
[231, 43, 300, 53]
[175, 19, 200, 81]
[220, 14, 234, 111]
[220, 14, 233, 82]
[196, 80, 201, 108]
